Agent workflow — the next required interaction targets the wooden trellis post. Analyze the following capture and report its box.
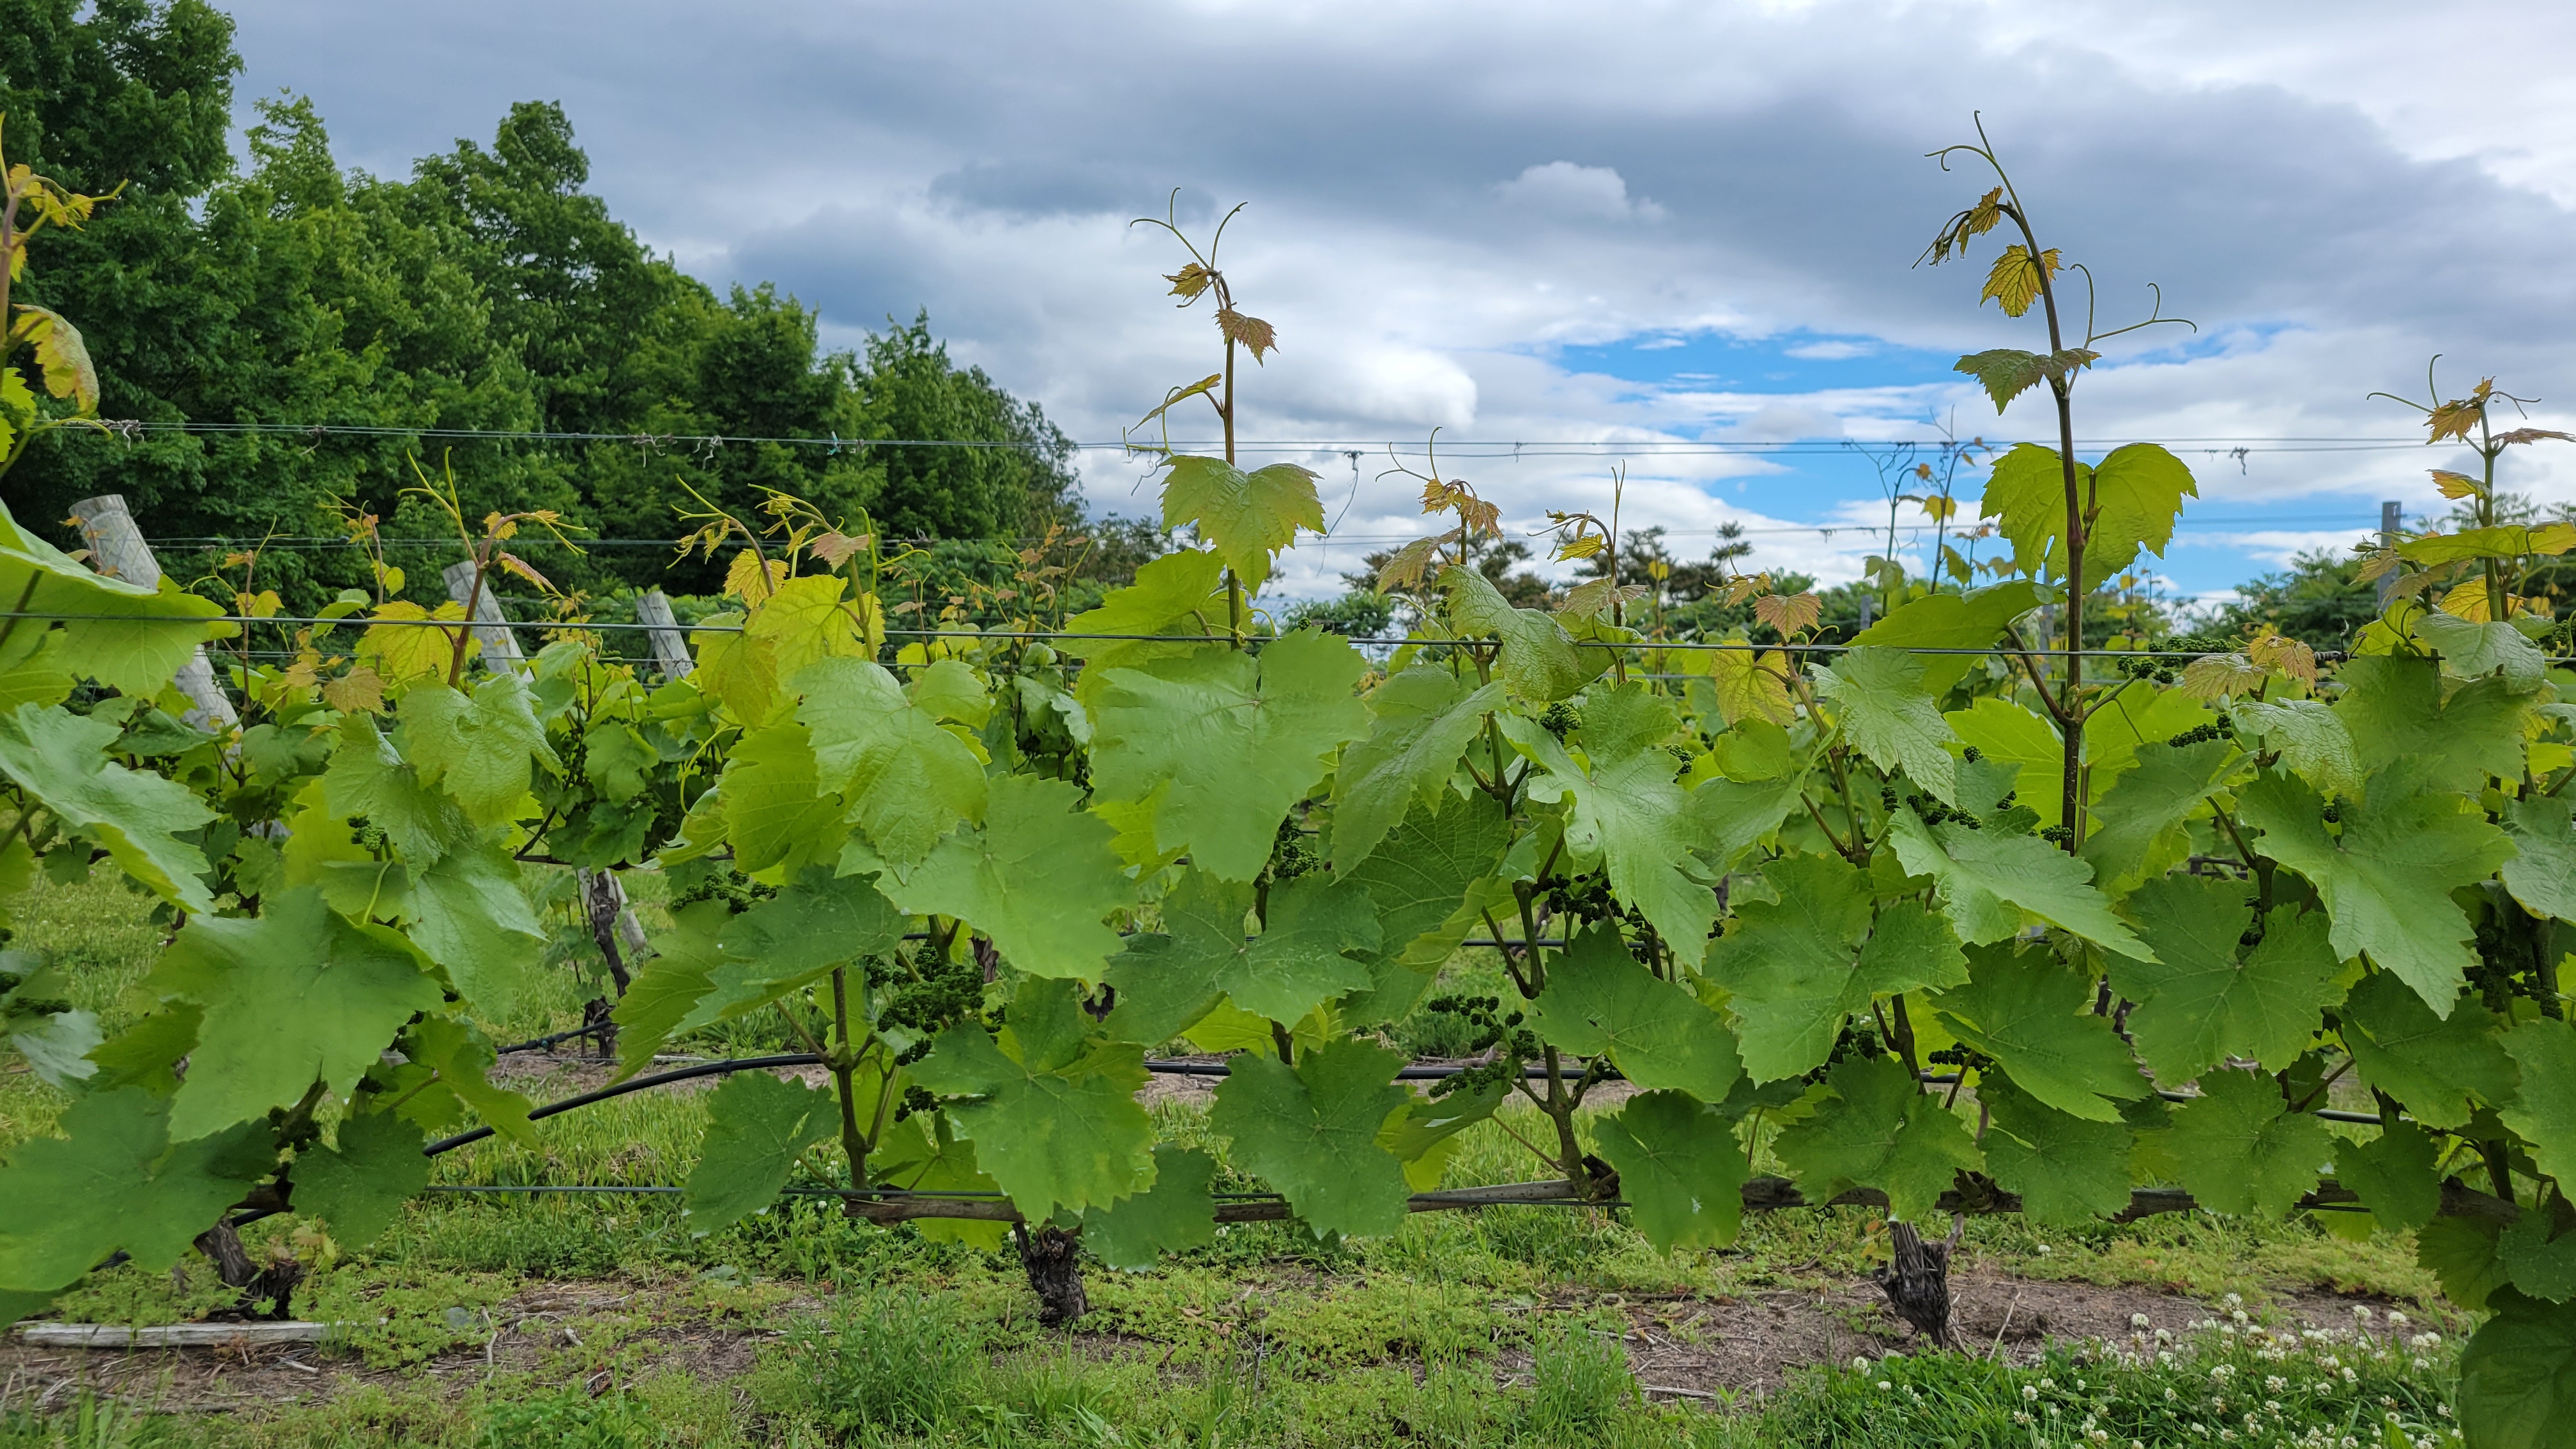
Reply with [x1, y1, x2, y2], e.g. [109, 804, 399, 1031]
[633, 589, 694, 678]
[68, 494, 240, 732]
[441, 559, 527, 674]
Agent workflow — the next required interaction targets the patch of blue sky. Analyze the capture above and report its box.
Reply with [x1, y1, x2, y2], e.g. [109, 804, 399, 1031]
[1548, 328, 1962, 395]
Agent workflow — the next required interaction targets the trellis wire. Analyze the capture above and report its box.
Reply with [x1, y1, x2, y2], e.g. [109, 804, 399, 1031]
[7, 609, 2498, 663]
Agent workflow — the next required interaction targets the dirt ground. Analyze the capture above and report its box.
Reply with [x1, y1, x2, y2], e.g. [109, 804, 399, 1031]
[0, 1268, 2414, 1417]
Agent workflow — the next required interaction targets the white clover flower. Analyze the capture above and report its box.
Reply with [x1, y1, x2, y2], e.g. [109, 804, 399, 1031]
[2412, 1357, 2430, 1372]
[2023, 1384, 2041, 1402]
[1852, 1356, 1871, 1372]
[2342, 1367, 2359, 1383]
[2012, 1411, 2034, 1426]
[2133, 1312, 2152, 1330]
[2040, 1378, 2056, 1390]
[2266, 1376, 2287, 1393]
[2386, 1310, 2408, 1326]
[2037, 1243, 2052, 1255]
[2157, 1328, 2174, 1343]
[2224, 1292, 2243, 1308]
[2350, 1305, 2372, 1321]
[1876, 1380, 1892, 1391]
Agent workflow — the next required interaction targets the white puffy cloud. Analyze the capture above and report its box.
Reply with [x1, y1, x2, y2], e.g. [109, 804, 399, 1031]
[221, 0, 2576, 595]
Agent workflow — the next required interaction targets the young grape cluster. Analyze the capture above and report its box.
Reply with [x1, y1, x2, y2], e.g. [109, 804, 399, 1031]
[1417, 993, 1539, 1099]
[1804, 1022, 1885, 1084]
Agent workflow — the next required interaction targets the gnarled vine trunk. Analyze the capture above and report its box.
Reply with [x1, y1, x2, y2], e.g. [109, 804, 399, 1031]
[1015, 1223, 1089, 1328]
[1876, 1217, 1961, 1348]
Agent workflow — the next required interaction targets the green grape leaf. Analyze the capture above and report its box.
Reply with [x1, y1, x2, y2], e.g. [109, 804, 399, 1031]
[1933, 946, 2149, 1123]
[399, 844, 546, 1017]
[0, 703, 213, 913]
[1771, 1055, 1982, 1222]
[1943, 698, 2062, 803]
[910, 980, 1154, 1218]
[1592, 1090, 1747, 1251]
[1979, 443, 2196, 582]
[744, 574, 873, 684]
[2338, 972, 2516, 1131]
[798, 657, 987, 870]
[2457, 1289, 2576, 1449]
[1438, 564, 1594, 702]
[1979, 443, 2091, 580]
[1953, 348, 2098, 413]
[2501, 1018, 2576, 1192]
[1158, 456, 1322, 591]
[1978, 1075, 2134, 1226]
[1814, 647, 1960, 804]
[0, 498, 229, 697]
[82, 1004, 198, 1096]
[1107, 871, 1378, 1041]
[1059, 549, 1229, 680]
[2080, 740, 2239, 893]
[400, 676, 555, 825]
[1378, 1078, 1506, 1190]
[2501, 1211, 2576, 1303]
[1704, 852, 1966, 1082]
[908, 657, 992, 726]
[704, 866, 906, 1022]
[1209, 1038, 1412, 1238]
[2501, 797, 2576, 922]
[874, 774, 1135, 980]
[2335, 1121, 2441, 1234]
[1689, 773, 1806, 870]
[580, 721, 654, 802]
[1528, 923, 1742, 1103]
[2119, 877, 2344, 1079]
[1082, 1144, 1220, 1270]
[2228, 699, 2362, 798]
[2167, 1069, 2333, 1218]
[2419, 1215, 2510, 1311]
[873, 1112, 1010, 1251]
[1502, 686, 1723, 961]
[1330, 668, 1503, 871]
[719, 720, 845, 877]
[2082, 443, 2199, 580]
[1343, 786, 1510, 971]
[293, 1112, 430, 1250]
[610, 900, 729, 1076]
[688, 610, 778, 723]
[1887, 811, 2150, 959]
[399, 1015, 537, 1144]
[323, 713, 474, 866]
[0, 1088, 270, 1294]
[2334, 657, 2527, 795]
[2416, 611, 2549, 691]
[144, 887, 441, 1140]
[1847, 581, 2041, 695]
[2238, 764, 2512, 1013]
[682, 1070, 839, 1234]
[1090, 633, 1368, 881]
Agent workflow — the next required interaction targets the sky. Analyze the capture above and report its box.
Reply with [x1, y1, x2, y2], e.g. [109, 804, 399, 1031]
[220, 0, 2576, 606]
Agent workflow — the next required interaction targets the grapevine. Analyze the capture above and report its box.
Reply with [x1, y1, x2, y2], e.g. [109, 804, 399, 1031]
[1, 117, 2575, 1445]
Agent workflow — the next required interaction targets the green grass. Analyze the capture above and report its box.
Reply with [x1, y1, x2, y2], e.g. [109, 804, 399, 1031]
[1, 871, 2471, 1445]
[0, 1306, 2465, 1447]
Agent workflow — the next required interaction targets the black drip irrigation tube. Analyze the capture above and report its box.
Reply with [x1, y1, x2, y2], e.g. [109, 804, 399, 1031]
[187, 1052, 2388, 1238]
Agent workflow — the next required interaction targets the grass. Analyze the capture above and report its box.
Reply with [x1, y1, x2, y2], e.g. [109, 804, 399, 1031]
[1, 871, 2472, 1445]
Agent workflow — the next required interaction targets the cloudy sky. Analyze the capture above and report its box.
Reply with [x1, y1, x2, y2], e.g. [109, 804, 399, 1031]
[226, 0, 2576, 603]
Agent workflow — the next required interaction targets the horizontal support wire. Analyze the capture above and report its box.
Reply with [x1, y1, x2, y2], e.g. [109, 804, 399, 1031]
[75, 418, 2435, 452]
[439, 1050, 2386, 1169]
[12, 608, 2534, 663]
